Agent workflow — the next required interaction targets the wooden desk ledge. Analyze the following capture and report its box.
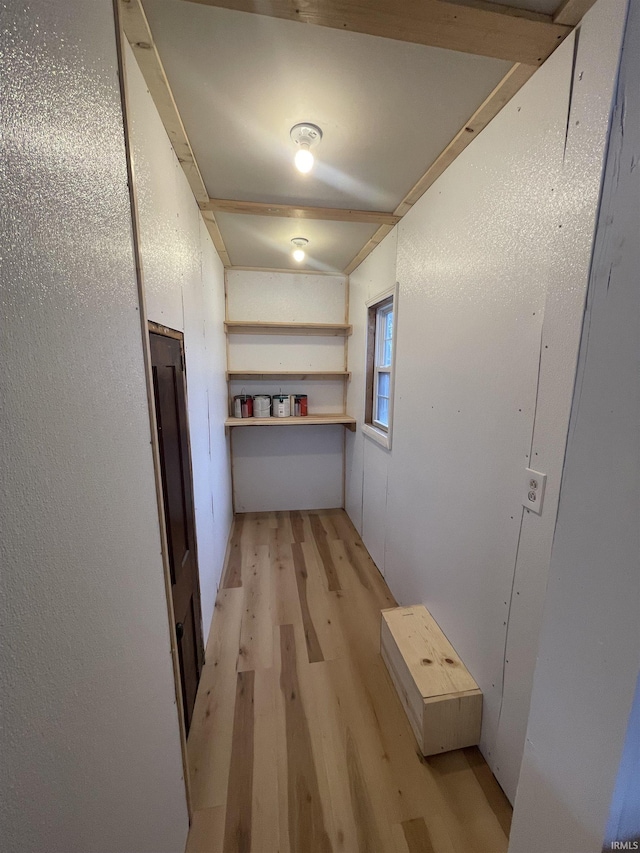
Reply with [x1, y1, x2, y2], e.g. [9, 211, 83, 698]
[380, 604, 482, 756]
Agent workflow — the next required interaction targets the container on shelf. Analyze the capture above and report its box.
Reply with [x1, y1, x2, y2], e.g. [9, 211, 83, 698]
[253, 394, 271, 418]
[272, 394, 291, 417]
[290, 394, 308, 416]
[233, 394, 253, 419]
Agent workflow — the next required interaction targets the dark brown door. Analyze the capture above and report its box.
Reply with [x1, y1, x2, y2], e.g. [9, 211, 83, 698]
[149, 328, 204, 734]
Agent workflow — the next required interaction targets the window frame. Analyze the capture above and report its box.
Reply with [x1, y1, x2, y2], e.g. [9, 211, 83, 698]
[363, 283, 398, 450]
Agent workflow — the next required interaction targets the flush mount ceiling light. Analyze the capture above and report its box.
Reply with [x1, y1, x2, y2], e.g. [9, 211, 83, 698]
[291, 237, 309, 263]
[290, 123, 322, 174]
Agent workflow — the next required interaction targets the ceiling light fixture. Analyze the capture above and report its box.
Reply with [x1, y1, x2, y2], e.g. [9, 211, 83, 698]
[290, 123, 322, 174]
[291, 237, 309, 263]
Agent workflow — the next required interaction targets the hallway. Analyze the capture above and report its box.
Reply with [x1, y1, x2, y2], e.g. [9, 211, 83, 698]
[185, 510, 511, 853]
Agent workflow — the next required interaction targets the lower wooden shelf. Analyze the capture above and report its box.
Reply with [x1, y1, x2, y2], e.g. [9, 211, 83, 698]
[225, 414, 356, 431]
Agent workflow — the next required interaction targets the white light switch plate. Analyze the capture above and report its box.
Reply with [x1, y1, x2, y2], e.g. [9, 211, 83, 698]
[524, 468, 547, 514]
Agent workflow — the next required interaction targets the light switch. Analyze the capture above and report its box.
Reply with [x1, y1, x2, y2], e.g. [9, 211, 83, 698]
[524, 468, 547, 514]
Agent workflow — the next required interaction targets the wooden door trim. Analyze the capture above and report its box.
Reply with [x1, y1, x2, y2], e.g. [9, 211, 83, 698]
[149, 320, 184, 342]
[112, 0, 193, 818]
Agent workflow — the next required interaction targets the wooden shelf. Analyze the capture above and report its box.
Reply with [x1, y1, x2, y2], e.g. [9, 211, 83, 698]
[225, 320, 352, 337]
[226, 370, 351, 381]
[225, 414, 356, 431]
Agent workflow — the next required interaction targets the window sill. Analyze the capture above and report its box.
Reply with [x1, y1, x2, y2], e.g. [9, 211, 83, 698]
[362, 422, 392, 450]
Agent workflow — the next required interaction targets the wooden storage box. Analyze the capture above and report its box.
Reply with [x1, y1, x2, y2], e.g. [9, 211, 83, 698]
[380, 605, 482, 756]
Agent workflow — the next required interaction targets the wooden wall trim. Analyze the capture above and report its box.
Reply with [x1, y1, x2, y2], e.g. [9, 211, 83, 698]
[118, 0, 231, 266]
[112, 0, 193, 817]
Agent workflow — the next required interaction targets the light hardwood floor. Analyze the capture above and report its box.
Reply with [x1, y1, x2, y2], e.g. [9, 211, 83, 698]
[185, 509, 512, 853]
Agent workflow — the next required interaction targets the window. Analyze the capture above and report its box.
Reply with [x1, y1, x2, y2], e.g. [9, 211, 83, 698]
[364, 285, 397, 449]
[373, 300, 393, 429]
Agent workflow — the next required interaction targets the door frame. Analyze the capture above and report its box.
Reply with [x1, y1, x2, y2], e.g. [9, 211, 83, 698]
[147, 323, 195, 802]
[149, 321, 206, 725]
[113, 0, 193, 818]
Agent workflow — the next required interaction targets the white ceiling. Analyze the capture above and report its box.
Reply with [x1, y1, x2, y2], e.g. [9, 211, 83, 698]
[143, 0, 535, 270]
[216, 213, 378, 272]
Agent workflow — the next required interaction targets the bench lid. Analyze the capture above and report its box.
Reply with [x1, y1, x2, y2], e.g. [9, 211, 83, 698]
[382, 605, 479, 698]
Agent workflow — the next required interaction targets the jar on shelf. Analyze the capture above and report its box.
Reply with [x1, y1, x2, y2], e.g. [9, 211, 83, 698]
[272, 394, 290, 417]
[233, 394, 253, 419]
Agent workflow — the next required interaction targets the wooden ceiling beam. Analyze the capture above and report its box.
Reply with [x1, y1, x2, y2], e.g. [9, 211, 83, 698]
[181, 0, 571, 66]
[200, 198, 400, 225]
[118, 0, 231, 266]
[553, 0, 598, 25]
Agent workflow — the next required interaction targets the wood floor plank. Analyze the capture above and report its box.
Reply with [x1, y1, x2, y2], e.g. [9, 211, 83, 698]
[326, 508, 361, 543]
[185, 806, 226, 853]
[329, 542, 387, 659]
[309, 654, 429, 853]
[274, 624, 293, 853]
[243, 513, 273, 547]
[290, 509, 305, 543]
[278, 623, 333, 853]
[304, 661, 360, 852]
[426, 750, 509, 853]
[222, 515, 244, 588]
[273, 620, 338, 851]
[340, 537, 373, 591]
[462, 747, 513, 838]
[188, 587, 244, 811]
[402, 817, 437, 853]
[275, 510, 295, 542]
[251, 669, 280, 853]
[343, 536, 397, 610]
[237, 544, 272, 672]
[314, 509, 341, 540]
[223, 670, 255, 853]
[300, 541, 347, 662]
[310, 514, 341, 592]
[270, 535, 302, 627]
[314, 655, 409, 828]
[345, 725, 389, 853]
[292, 542, 325, 663]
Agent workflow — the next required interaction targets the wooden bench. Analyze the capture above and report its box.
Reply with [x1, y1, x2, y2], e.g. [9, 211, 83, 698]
[380, 605, 482, 756]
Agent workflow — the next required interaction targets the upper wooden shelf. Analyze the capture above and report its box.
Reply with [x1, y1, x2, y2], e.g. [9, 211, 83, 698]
[226, 370, 351, 381]
[225, 321, 352, 337]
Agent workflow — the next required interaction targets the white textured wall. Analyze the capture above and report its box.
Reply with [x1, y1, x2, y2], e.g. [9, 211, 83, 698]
[126, 42, 233, 637]
[0, 2, 188, 851]
[345, 0, 626, 802]
[345, 231, 398, 569]
[227, 270, 346, 511]
[488, 0, 628, 797]
[510, 3, 639, 848]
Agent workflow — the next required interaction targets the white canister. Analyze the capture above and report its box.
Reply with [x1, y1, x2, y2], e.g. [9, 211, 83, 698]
[253, 394, 271, 418]
[272, 394, 291, 417]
